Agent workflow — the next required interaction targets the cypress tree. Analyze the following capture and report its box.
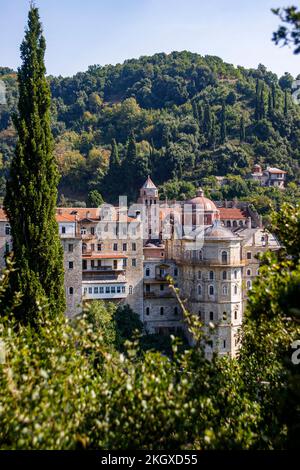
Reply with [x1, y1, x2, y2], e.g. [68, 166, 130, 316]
[4, 6, 65, 323]
[255, 78, 260, 121]
[203, 103, 212, 143]
[272, 82, 276, 109]
[122, 132, 149, 201]
[220, 101, 227, 144]
[209, 114, 216, 150]
[284, 90, 289, 116]
[268, 90, 273, 117]
[260, 85, 265, 119]
[239, 116, 246, 143]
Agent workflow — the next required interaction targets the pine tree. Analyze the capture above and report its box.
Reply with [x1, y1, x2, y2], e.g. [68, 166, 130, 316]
[239, 116, 246, 143]
[220, 101, 227, 144]
[3, 6, 65, 323]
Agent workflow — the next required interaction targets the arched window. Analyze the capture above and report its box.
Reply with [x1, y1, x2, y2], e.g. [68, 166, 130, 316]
[239, 220, 243, 226]
[82, 243, 87, 253]
[233, 220, 237, 227]
[69, 287, 74, 295]
[234, 311, 238, 320]
[247, 280, 252, 290]
[226, 220, 231, 227]
[209, 271, 214, 280]
[222, 270, 227, 280]
[221, 251, 228, 264]
[198, 285, 202, 295]
[222, 312, 227, 321]
[146, 307, 150, 316]
[247, 269, 251, 276]
[129, 285, 133, 295]
[234, 285, 238, 295]
[199, 250, 203, 260]
[209, 285, 214, 296]
[234, 270, 237, 279]
[198, 270, 201, 280]
[145, 267, 150, 277]
[222, 285, 228, 295]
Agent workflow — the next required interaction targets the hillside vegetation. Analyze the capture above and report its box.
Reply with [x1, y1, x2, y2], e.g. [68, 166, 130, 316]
[1, 51, 300, 209]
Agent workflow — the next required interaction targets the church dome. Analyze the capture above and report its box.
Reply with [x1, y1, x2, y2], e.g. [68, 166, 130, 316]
[204, 219, 238, 239]
[186, 188, 218, 213]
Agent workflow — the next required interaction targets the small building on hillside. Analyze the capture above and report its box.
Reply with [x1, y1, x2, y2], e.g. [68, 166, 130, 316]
[249, 164, 287, 188]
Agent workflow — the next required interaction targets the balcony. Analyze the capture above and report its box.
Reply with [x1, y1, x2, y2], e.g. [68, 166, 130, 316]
[82, 271, 126, 281]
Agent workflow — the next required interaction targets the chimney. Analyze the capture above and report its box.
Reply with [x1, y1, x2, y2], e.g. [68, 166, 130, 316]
[86, 210, 90, 219]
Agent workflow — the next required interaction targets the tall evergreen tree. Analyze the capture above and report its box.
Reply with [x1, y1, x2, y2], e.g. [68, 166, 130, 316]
[255, 78, 260, 121]
[260, 85, 265, 119]
[284, 90, 289, 116]
[272, 82, 276, 109]
[3, 6, 65, 323]
[209, 114, 216, 150]
[268, 90, 273, 117]
[203, 103, 212, 143]
[220, 101, 227, 144]
[122, 132, 149, 201]
[239, 116, 246, 143]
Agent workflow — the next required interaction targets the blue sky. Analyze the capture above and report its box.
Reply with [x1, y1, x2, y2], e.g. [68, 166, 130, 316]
[0, 0, 299, 78]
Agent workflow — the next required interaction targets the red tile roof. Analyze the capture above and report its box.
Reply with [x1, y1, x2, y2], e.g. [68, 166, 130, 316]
[219, 208, 247, 220]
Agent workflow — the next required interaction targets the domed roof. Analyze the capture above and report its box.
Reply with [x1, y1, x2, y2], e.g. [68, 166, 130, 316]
[204, 219, 238, 239]
[186, 188, 218, 212]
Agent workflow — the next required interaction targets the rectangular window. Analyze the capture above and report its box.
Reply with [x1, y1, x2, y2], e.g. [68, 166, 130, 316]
[247, 252, 252, 260]
[91, 244, 95, 252]
[113, 243, 118, 251]
[91, 227, 95, 235]
[68, 261, 73, 270]
[123, 243, 127, 251]
[123, 259, 127, 268]
[132, 243, 136, 251]
[122, 286, 125, 293]
[160, 284, 164, 291]
[111, 286, 116, 293]
[62, 226, 66, 234]
[99, 287, 104, 293]
[105, 286, 110, 293]
[94, 287, 98, 294]
[91, 260, 94, 268]
[146, 284, 150, 293]
[88, 287, 92, 294]
[82, 260, 87, 270]
[132, 258, 136, 267]
[97, 243, 102, 251]
[117, 286, 121, 293]
[209, 312, 214, 321]
[68, 244, 73, 252]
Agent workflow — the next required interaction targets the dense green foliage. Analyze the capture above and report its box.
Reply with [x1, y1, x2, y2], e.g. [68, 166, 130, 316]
[2, 8, 65, 323]
[1, 51, 300, 205]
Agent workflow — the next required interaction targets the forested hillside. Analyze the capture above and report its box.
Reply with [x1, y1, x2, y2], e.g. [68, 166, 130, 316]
[1, 51, 300, 209]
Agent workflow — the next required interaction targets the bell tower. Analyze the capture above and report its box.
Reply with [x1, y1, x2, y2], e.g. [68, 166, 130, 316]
[138, 176, 159, 241]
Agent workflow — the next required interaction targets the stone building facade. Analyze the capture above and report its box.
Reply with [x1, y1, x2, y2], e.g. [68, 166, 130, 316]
[0, 176, 281, 358]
